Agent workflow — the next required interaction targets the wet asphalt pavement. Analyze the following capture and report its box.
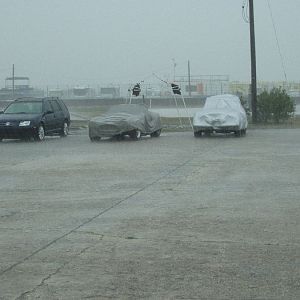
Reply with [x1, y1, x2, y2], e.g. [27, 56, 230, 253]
[0, 129, 299, 299]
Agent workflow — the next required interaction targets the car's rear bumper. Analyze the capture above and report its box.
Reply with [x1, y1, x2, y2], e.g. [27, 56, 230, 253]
[193, 125, 240, 133]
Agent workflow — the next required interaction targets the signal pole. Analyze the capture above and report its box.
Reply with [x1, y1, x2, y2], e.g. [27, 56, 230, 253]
[249, 0, 258, 123]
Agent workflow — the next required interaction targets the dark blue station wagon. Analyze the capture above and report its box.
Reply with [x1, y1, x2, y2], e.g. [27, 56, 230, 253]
[0, 97, 70, 141]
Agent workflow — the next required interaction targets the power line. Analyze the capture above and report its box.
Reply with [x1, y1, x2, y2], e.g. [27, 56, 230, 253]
[267, 0, 288, 82]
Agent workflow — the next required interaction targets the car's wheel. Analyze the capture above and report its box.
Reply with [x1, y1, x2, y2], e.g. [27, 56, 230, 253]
[0, 137, 3, 142]
[194, 131, 202, 137]
[130, 130, 141, 140]
[235, 130, 242, 137]
[115, 134, 125, 140]
[204, 131, 211, 136]
[21, 137, 31, 142]
[90, 136, 101, 142]
[150, 129, 161, 137]
[241, 129, 247, 136]
[60, 121, 69, 137]
[34, 124, 45, 141]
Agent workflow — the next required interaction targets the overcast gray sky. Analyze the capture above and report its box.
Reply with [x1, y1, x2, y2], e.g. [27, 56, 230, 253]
[0, 0, 299, 87]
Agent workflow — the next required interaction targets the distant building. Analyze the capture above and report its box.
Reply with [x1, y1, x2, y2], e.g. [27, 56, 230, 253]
[229, 81, 300, 97]
[73, 86, 91, 97]
[100, 87, 120, 97]
[0, 76, 44, 100]
[48, 88, 64, 98]
[176, 75, 230, 96]
[229, 81, 250, 96]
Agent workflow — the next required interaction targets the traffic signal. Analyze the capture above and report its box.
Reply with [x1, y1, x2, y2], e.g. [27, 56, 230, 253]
[171, 83, 181, 95]
[132, 83, 141, 96]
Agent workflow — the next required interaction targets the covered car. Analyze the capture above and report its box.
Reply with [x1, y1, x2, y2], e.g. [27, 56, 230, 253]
[193, 94, 248, 137]
[88, 104, 162, 141]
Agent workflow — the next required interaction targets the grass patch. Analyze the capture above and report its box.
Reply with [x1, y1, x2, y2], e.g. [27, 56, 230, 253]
[248, 115, 300, 129]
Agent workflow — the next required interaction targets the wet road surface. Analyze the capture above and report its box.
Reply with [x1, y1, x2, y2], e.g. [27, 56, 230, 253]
[0, 129, 299, 299]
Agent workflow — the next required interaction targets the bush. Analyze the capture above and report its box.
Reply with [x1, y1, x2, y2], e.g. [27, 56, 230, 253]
[257, 87, 295, 123]
[240, 95, 251, 116]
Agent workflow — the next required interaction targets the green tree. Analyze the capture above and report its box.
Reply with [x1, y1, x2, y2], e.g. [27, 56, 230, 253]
[257, 87, 295, 123]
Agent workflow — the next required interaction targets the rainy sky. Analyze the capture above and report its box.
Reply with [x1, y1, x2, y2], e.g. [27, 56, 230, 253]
[0, 0, 299, 87]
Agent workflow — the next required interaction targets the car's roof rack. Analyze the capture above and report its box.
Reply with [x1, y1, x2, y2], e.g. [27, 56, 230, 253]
[15, 97, 42, 102]
[14, 96, 60, 102]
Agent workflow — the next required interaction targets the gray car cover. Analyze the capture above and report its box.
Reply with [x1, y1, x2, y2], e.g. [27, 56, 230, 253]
[89, 104, 162, 138]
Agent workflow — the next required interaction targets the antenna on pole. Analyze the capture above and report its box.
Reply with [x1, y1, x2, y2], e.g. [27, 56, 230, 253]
[172, 58, 176, 81]
[249, 0, 258, 123]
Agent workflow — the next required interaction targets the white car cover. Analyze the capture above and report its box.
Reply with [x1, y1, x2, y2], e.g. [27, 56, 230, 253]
[193, 94, 248, 131]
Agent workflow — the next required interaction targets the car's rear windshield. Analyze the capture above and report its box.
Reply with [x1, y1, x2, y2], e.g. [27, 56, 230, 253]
[204, 99, 240, 110]
[4, 101, 43, 114]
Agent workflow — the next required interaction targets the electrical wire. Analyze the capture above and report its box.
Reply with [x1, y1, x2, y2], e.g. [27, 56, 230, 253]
[267, 0, 288, 82]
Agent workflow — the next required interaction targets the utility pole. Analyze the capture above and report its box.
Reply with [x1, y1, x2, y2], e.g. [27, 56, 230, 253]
[12, 64, 15, 99]
[188, 60, 191, 97]
[249, 0, 257, 123]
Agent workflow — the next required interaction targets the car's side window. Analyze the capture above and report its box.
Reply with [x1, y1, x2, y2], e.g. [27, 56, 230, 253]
[44, 101, 52, 113]
[58, 100, 68, 112]
[50, 100, 62, 112]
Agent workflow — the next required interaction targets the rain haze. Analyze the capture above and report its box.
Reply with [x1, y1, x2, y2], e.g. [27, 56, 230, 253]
[1, 2, 300, 299]
[0, 0, 299, 87]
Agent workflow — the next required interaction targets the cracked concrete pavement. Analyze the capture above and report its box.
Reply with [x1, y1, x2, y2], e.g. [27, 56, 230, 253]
[0, 129, 299, 299]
